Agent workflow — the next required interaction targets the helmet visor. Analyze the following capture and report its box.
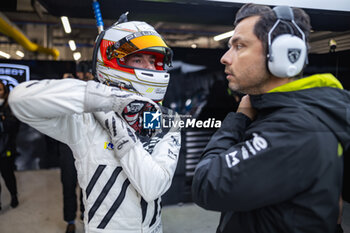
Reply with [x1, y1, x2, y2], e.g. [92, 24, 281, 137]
[105, 31, 172, 66]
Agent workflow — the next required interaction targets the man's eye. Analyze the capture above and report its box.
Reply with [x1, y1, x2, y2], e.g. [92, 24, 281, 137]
[235, 44, 243, 50]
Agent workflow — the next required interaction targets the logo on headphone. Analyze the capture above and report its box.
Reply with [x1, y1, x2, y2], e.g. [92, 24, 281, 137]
[288, 49, 301, 63]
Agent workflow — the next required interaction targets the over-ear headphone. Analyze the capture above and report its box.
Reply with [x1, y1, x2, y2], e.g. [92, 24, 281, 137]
[267, 6, 308, 78]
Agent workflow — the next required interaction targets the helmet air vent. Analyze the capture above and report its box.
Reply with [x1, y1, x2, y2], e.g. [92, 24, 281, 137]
[141, 72, 154, 77]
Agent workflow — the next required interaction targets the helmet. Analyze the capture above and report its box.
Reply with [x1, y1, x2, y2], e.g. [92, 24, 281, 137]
[92, 21, 173, 102]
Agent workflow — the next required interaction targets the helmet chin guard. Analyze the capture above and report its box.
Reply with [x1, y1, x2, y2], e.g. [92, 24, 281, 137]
[93, 21, 173, 101]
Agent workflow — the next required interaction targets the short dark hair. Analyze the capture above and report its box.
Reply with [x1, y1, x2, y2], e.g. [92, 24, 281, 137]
[234, 3, 311, 55]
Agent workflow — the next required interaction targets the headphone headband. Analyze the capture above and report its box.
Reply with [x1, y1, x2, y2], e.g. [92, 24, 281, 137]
[273, 6, 294, 21]
[268, 5, 306, 61]
[271, 6, 306, 41]
[267, 5, 308, 77]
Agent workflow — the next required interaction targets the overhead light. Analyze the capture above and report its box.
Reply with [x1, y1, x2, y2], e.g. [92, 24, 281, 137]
[0, 51, 10, 59]
[61, 16, 71, 34]
[68, 40, 76, 51]
[329, 39, 337, 52]
[191, 43, 197, 49]
[73, 52, 81, 61]
[214, 30, 235, 41]
[16, 50, 24, 58]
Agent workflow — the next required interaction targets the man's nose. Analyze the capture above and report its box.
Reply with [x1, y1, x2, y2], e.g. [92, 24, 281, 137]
[220, 50, 231, 65]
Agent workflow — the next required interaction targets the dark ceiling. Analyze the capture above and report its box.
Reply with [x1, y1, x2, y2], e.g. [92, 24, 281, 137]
[1, 0, 350, 60]
[34, 0, 350, 31]
[4, 0, 350, 31]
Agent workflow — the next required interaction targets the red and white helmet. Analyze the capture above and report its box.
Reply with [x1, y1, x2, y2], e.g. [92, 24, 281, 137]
[92, 21, 173, 102]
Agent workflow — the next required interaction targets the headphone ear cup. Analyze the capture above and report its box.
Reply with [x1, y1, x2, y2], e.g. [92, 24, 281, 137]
[268, 34, 307, 78]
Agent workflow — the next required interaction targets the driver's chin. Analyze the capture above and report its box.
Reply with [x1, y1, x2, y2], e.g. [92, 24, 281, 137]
[228, 83, 239, 93]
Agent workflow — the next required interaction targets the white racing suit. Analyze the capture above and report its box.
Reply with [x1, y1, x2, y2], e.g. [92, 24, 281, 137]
[9, 79, 181, 233]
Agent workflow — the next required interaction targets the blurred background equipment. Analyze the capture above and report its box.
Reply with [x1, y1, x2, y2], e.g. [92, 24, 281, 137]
[1, 0, 350, 61]
[1, 0, 350, 206]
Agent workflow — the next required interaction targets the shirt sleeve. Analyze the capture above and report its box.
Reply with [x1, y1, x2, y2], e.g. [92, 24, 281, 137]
[192, 111, 319, 212]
